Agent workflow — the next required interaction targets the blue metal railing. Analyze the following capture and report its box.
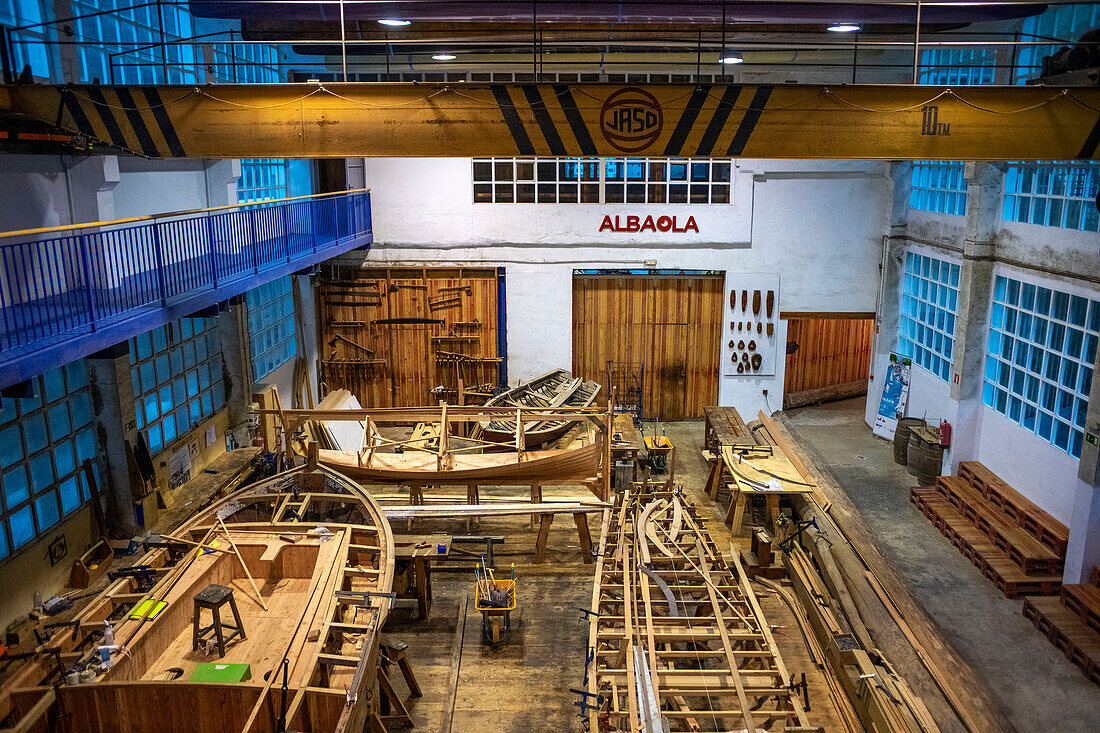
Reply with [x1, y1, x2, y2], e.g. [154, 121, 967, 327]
[0, 189, 372, 388]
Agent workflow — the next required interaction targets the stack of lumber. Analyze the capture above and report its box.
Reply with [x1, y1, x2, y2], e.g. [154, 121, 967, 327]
[909, 461, 1065, 598]
[1023, 583, 1100, 685]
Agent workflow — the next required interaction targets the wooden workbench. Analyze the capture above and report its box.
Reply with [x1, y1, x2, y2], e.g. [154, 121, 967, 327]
[703, 405, 757, 453]
[394, 534, 451, 620]
[719, 441, 818, 534]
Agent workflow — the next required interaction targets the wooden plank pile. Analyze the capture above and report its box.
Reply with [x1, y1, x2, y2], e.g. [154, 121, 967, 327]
[584, 483, 817, 732]
[1023, 579, 1100, 685]
[908, 461, 1065, 599]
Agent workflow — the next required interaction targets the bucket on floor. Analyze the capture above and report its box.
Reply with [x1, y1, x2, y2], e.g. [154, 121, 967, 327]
[894, 417, 925, 465]
[907, 428, 944, 485]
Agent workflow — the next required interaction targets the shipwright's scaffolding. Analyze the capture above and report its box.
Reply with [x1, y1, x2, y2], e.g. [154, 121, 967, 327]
[585, 485, 818, 732]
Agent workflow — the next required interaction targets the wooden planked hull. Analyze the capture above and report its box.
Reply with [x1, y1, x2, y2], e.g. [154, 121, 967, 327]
[481, 369, 601, 445]
[1, 464, 395, 733]
[318, 440, 602, 484]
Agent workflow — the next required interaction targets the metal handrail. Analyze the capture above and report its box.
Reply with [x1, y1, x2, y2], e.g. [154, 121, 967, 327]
[0, 187, 371, 240]
[0, 189, 373, 380]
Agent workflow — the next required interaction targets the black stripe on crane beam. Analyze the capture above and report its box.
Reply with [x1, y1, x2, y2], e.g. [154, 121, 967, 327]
[521, 84, 567, 156]
[491, 85, 535, 155]
[663, 85, 710, 157]
[554, 84, 597, 156]
[727, 86, 773, 156]
[696, 84, 742, 157]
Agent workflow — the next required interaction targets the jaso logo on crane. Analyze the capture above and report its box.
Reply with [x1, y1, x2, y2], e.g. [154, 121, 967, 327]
[600, 88, 664, 153]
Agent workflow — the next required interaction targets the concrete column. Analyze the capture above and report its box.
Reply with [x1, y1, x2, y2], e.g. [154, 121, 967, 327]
[205, 158, 241, 208]
[1064, 346, 1100, 582]
[865, 162, 911, 428]
[85, 347, 139, 533]
[944, 162, 1005, 469]
[216, 296, 252, 445]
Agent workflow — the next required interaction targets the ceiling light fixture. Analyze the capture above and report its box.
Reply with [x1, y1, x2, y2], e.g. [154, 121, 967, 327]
[718, 53, 743, 64]
[432, 53, 457, 60]
[828, 23, 861, 32]
[378, 19, 411, 27]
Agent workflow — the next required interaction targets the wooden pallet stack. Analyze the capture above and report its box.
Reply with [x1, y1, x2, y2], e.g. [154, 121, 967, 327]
[1023, 579, 1100, 685]
[908, 461, 1065, 599]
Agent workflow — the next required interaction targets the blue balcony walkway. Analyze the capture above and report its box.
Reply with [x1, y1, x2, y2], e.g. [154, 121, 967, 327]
[0, 190, 372, 390]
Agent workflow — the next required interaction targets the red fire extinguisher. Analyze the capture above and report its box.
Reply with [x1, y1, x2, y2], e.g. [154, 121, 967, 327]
[939, 419, 952, 448]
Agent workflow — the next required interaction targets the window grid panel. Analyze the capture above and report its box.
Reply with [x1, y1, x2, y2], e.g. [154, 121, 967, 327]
[472, 157, 732, 204]
[1015, 5, 1100, 84]
[909, 161, 968, 216]
[0, 360, 98, 562]
[896, 252, 962, 383]
[1003, 162, 1100, 233]
[238, 159, 289, 204]
[71, 0, 200, 84]
[918, 46, 997, 86]
[246, 277, 297, 381]
[983, 276, 1097, 459]
[128, 318, 225, 456]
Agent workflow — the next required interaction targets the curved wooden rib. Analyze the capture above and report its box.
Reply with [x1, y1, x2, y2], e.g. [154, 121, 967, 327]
[0, 464, 395, 733]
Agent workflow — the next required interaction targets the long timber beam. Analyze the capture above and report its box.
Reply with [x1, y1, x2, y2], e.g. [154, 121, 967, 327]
[1, 83, 1098, 160]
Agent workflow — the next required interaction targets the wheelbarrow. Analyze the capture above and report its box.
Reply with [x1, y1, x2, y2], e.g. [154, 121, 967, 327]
[475, 568, 516, 648]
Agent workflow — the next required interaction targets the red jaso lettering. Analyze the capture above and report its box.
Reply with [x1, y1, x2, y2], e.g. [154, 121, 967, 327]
[599, 215, 699, 233]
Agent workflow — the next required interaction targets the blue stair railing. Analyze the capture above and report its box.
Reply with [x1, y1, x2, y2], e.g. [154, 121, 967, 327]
[0, 189, 372, 389]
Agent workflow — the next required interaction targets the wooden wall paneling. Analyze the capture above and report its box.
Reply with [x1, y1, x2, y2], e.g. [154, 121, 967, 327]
[782, 314, 874, 408]
[320, 267, 499, 408]
[572, 274, 721, 420]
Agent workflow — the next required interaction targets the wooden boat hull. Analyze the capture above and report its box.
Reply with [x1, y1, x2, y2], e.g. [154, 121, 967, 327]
[481, 370, 601, 446]
[1, 463, 394, 733]
[319, 440, 601, 484]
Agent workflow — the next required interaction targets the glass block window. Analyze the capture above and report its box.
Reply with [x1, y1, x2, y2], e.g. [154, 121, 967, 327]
[212, 42, 281, 83]
[983, 276, 1098, 458]
[1003, 162, 1100, 233]
[472, 158, 732, 204]
[129, 318, 225, 455]
[910, 161, 968, 216]
[246, 277, 297, 381]
[0, 361, 98, 561]
[1014, 4, 1100, 84]
[71, 0, 201, 84]
[897, 252, 961, 382]
[238, 159, 289, 203]
[1, 0, 52, 79]
[918, 47, 997, 85]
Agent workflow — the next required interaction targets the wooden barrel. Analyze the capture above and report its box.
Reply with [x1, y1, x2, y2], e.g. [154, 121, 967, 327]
[894, 417, 925, 465]
[908, 429, 944, 485]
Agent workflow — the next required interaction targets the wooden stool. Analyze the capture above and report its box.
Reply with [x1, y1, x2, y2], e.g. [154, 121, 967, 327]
[192, 583, 245, 658]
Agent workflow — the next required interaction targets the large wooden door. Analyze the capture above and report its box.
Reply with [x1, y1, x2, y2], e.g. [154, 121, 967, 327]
[318, 267, 501, 407]
[572, 273, 722, 420]
[783, 313, 874, 408]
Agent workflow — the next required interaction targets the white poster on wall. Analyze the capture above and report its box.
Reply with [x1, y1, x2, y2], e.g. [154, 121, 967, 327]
[873, 353, 912, 440]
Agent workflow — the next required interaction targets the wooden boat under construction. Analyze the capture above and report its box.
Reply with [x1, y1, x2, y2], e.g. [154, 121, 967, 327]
[0, 461, 394, 733]
[317, 439, 602, 485]
[480, 369, 601, 446]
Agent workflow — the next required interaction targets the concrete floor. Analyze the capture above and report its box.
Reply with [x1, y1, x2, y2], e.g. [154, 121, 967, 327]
[380, 400, 1100, 732]
[786, 397, 1100, 732]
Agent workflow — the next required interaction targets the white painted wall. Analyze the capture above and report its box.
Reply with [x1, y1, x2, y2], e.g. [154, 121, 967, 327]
[358, 157, 891, 416]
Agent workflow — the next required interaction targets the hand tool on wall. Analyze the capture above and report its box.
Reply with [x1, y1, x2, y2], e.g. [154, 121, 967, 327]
[428, 296, 462, 311]
[439, 285, 473, 295]
[748, 340, 756, 351]
[737, 322, 743, 331]
[741, 352, 750, 364]
[757, 322, 763, 333]
[741, 290, 748, 311]
[728, 340, 735, 348]
[372, 317, 445, 326]
[388, 283, 430, 293]
[767, 323, 774, 337]
[738, 340, 745, 350]
[730, 290, 736, 311]
[752, 290, 761, 315]
[766, 290, 775, 319]
[751, 353, 763, 371]
[737, 362, 744, 373]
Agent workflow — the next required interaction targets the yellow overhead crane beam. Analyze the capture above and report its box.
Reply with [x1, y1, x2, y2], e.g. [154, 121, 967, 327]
[1, 82, 1098, 160]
